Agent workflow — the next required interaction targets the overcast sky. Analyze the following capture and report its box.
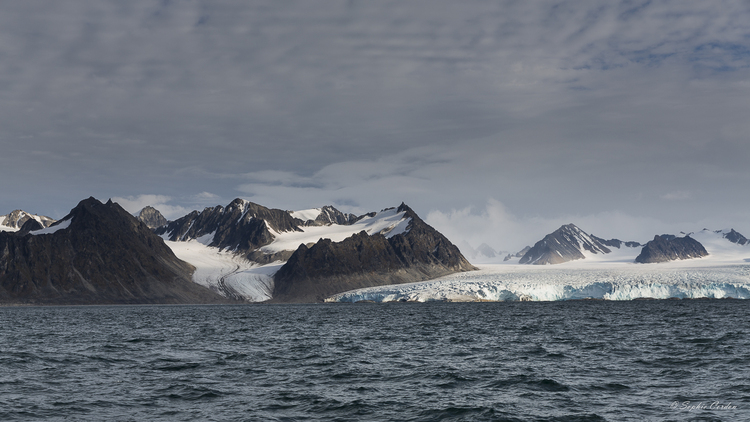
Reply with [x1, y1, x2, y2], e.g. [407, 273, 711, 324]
[2, 0, 750, 252]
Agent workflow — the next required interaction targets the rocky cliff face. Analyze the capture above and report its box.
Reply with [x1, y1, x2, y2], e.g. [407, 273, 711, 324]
[520, 224, 612, 265]
[0, 198, 229, 305]
[272, 203, 476, 302]
[634, 235, 709, 263]
[137, 206, 168, 229]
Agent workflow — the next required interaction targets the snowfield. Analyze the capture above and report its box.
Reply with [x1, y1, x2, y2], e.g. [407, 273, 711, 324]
[29, 218, 72, 235]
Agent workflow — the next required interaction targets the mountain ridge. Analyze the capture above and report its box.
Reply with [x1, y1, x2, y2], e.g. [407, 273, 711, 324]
[147, 199, 475, 302]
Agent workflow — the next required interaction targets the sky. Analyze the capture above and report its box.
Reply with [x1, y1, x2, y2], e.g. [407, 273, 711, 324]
[2, 0, 750, 253]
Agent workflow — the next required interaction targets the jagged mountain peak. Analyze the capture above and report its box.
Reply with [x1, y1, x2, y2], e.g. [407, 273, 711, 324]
[519, 224, 611, 265]
[155, 199, 305, 254]
[158, 199, 425, 260]
[41, 197, 146, 236]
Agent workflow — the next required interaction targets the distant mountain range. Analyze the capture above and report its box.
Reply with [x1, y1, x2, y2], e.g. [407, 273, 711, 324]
[1, 198, 474, 304]
[3, 198, 749, 305]
[504, 224, 745, 266]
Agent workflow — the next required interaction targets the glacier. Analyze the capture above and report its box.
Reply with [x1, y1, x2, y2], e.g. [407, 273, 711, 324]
[163, 236, 278, 302]
[327, 229, 750, 302]
[326, 264, 750, 302]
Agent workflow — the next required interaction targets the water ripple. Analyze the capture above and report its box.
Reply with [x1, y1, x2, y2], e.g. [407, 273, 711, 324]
[0, 301, 748, 421]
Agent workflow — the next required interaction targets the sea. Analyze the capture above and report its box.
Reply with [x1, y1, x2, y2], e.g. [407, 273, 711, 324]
[1, 300, 748, 421]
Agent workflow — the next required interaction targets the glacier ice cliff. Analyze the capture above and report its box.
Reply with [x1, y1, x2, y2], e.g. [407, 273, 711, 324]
[327, 264, 750, 302]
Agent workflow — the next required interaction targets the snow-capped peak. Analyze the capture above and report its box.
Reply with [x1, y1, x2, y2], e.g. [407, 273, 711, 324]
[520, 223, 612, 265]
[289, 208, 322, 222]
[0, 210, 57, 232]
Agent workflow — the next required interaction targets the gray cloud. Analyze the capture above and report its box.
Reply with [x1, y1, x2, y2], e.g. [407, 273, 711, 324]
[2, 0, 750, 249]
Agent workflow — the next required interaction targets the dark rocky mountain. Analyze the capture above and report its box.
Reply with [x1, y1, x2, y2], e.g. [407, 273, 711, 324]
[155, 199, 303, 259]
[0, 210, 55, 230]
[272, 203, 476, 302]
[137, 206, 168, 229]
[720, 229, 748, 245]
[0, 198, 229, 305]
[635, 235, 709, 263]
[518, 224, 644, 265]
[519, 224, 612, 265]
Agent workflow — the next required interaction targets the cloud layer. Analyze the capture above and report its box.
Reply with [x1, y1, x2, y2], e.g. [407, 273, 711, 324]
[2, 1, 750, 250]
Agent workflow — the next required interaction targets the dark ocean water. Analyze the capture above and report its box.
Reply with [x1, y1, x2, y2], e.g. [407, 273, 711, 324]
[1, 301, 749, 421]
